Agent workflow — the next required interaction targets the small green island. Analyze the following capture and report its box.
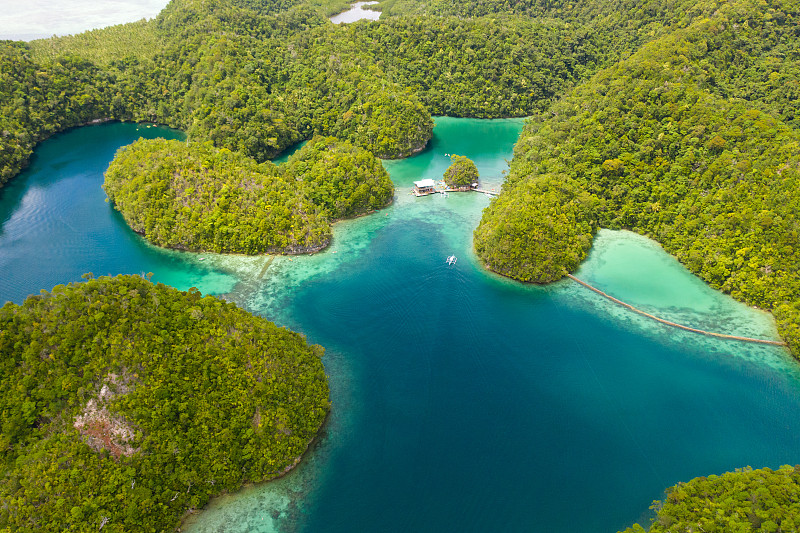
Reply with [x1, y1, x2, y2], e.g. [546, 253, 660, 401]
[104, 136, 393, 254]
[443, 154, 479, 190]
[0, 275, 329, 532]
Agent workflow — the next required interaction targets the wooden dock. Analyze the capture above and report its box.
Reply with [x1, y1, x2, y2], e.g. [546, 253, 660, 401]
[411, 185, 498, 197]
[567, 274, 787, 347]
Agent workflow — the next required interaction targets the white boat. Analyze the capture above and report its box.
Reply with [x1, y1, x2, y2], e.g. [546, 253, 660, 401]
[446, 255, 457, 265]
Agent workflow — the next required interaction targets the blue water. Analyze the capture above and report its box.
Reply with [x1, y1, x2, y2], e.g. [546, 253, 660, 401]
[0, 122, 238, 304]
[2, 119, 799, 533]
[187, 118, 800, 533]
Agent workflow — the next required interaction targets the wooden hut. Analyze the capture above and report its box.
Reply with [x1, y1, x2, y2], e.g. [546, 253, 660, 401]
[413, 179, 436, 196]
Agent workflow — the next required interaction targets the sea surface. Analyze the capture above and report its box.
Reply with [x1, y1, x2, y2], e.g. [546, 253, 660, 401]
[2, 119, 799, 532]
[0, 0, 169, 41]
[0, 123, 238, 303]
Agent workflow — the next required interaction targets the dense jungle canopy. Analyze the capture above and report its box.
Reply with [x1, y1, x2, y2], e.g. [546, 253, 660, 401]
[104, 136, 393, 253]
[0, 275, 330, 531]
[1, 0, 800, 529]
[443, 155, 479, 189]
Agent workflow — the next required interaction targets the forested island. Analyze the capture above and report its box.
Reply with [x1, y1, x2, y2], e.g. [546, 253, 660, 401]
[443, 155, 479, 189]
[1, 0, 800, 529]
[621, 465, 800, 533]
[0, 275, 330, 531]
[104, 136, 393, 253]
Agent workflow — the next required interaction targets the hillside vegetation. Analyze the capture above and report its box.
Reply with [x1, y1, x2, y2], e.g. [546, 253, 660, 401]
[0, 275, 330, 532]
[104, 136, 392, 254]
[0, 0, 630, 187]
[620, 466, 800, 533]
[26, 20, 164, 65]
[474, 0, 800, 357]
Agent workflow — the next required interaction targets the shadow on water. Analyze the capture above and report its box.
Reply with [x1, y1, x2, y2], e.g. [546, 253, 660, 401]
[270, 140, 309, 165]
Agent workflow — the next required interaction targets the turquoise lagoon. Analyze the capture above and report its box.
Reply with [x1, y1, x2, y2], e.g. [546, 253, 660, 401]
[1, 119, 799, 532]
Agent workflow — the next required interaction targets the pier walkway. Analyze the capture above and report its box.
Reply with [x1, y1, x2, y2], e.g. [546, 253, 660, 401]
[567, 274, 787, 347]
[412, 186, 498, 196]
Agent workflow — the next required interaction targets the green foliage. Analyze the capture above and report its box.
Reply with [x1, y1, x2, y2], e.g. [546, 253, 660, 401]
[474, 0, 800, 357]
[0, 275, 330, 531]
[621, 466, 800, 533]
[293, 16, 606, 119]
[690, 0, 800, 129]
[146, 2, 437, 158]
[103, 136, 392, 254]
[474, 174, 600, 282]
[179, 33, 306, 161]
[282, 135, 395, 219]
[374, 0, 723, 55]
[104, 139, 326, 254]
[0, 0, 634, 185]
[0, 42, 114, 186]
[443, 154, 479, 188]
[27, 19, 164, 65]
[317, 0, 356, 17]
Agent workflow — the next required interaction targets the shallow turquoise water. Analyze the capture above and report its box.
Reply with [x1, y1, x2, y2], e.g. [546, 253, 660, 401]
[1, 119, 799, 533]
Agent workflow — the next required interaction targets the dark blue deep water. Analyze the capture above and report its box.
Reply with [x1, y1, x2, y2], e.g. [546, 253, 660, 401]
[269, 215, 800, 533]
[2, 120, 800, 533]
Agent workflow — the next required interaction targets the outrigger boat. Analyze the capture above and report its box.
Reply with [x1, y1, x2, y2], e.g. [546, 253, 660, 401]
[446, 255, 457, 265]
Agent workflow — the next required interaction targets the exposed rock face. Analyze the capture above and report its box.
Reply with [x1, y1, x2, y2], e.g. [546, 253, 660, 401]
[74, 373, 139, 459]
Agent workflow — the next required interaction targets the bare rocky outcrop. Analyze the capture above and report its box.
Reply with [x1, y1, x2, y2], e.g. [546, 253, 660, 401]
[73, 372, 140, 459]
